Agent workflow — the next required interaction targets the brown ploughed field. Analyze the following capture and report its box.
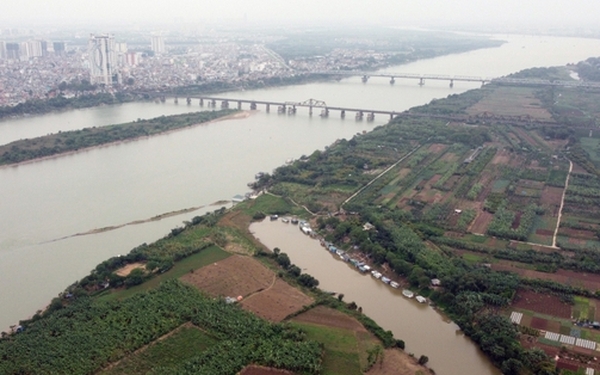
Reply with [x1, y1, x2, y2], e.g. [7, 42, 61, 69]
[512, 289, 571, 319]
[240, 278, 314, 322]
[180, 255, 273, 298]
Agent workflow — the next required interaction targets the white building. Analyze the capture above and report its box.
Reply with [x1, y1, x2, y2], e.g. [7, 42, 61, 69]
[89, 34, 118, 85]
[150, 35, 166, 55]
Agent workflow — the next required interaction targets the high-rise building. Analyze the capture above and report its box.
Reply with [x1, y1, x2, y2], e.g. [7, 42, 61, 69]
[0, 41, 5, 59]
[5, 43, 19, 60]
[150, 35, 166, 55]
[22, 40, 44, 59]
[88, 34, 118, 85]
[53, 41, 66, 55]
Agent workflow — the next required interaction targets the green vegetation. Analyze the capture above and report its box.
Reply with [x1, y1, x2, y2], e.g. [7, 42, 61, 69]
[0, 280, 322, 375]
[0, 92, 134, 120]
[292, 323, 362, 375]
[101, 325, 219, 375]
[0, 109, 236, 166]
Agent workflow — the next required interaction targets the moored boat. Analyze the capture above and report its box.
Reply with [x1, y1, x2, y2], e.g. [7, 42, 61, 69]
[402, 289, 414, 298]
[390, 281, 399, 289]
[416, 295, 427, 304]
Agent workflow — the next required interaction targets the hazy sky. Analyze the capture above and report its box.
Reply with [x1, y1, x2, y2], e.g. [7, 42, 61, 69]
[2, 0, 599, 30]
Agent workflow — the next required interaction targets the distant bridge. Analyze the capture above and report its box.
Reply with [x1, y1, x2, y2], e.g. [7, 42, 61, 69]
[157, 95, 576, 128]
[310, 70, 600, 89]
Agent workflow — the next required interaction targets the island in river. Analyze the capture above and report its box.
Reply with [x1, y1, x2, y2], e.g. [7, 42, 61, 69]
[3, 61, 600, 374]
[0, 109, 239, 166]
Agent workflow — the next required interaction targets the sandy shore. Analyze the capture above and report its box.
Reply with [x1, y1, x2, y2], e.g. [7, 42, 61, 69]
[0, 110, 253, 170]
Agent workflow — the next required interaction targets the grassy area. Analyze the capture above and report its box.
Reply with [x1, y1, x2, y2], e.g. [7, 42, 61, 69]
[238, 192, 306, 218]
[100, 245, 231, 301]
[463, 253, 483, 263]
[100, 325, 219, 375]
[292, 322, 363, 375]
[579, 137, 600, 166]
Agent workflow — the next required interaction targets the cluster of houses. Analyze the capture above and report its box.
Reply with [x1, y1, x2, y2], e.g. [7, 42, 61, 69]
[321, 240, 427, 303]
[275, 216, 431, 304]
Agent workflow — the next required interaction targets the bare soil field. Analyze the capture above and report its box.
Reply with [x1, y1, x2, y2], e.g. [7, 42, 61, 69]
[240, 278, 313, 322]
[239, 366, 295, 375]
[540, 186, 564, 206]
[493, 263, 600, 291]
[512, 289, 572, 319]
[513, 127, 542, 149]
[470, 211, 494, 234]
[530, 317, 549, 330]
[439, 152, 458, 162]
[180, 255, 273, 298]
[292, 305, 366, 331]
[466, 87, 553, 120]
[572, 162, 590, 175]
[491, 149, 511, 165]
[115, 262, 146, 277]
[560, 228, 598, 240]
[427, 143, 447, 153]
[366, 349, 434, 375]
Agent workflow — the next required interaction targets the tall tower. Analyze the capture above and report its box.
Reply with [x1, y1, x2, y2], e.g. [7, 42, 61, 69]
[150, 35, 166, 55]
[89, 34, 117, 85]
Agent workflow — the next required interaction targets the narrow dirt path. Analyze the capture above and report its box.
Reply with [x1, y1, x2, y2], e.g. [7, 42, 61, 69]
[552, 159, 573, 248]
[341, 144, 423, 208]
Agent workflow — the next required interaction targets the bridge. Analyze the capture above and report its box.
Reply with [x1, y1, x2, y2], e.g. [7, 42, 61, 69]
[311, 70, 600, 89]
[187, 96, 402, 121]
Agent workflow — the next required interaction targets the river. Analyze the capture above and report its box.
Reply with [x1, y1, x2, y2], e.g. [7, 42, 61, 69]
[250, 219, 495, 375]
[2, 32, 600, 372]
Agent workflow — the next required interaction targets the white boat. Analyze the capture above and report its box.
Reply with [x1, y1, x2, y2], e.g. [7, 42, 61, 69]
[371, 270, 382, 279]
[281, 218, 289, 223]
[381, 276, 391, 284]
[390, 281, 399, 289]
[416, 295, 427, 304]
[402, 289, 414, 298]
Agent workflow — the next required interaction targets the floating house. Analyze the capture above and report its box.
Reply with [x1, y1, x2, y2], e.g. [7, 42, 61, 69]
[402, 289, 414, 298]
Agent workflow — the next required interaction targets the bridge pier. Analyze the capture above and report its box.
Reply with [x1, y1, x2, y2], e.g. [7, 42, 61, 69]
[320, 108, 329, 118]
[266, 104, 270, 113]
[210, 99, 216, 107]
[250, 102, 257, 110]
[362, 75, 369, 83]
[367, 112, 375, 122]
[309, 106, 313, 116]
[199, 98, 204, 106]
[287, 106, 296, 115]
[174, 97, 179, 104]
[449, 80, 454, 88]
[186, 97, 191, 105]
[419, 78, 424, 86]
[356, 111, 364, 121]
[237, 101, 242, 110]
[221, 100, 229, 109]
[481, 80, 486, 87]
[390, 77, 395, 85]
[341, 110, 345, 119]
[160, 96, 166, 103]
[278, 105, 286, 114]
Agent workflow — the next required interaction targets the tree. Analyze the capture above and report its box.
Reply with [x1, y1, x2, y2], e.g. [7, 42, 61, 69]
[418, 355, 429, 365]
[337, 293, 344, 301]
[276, 253, 291, 269]
[288, 265, 301, 277]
